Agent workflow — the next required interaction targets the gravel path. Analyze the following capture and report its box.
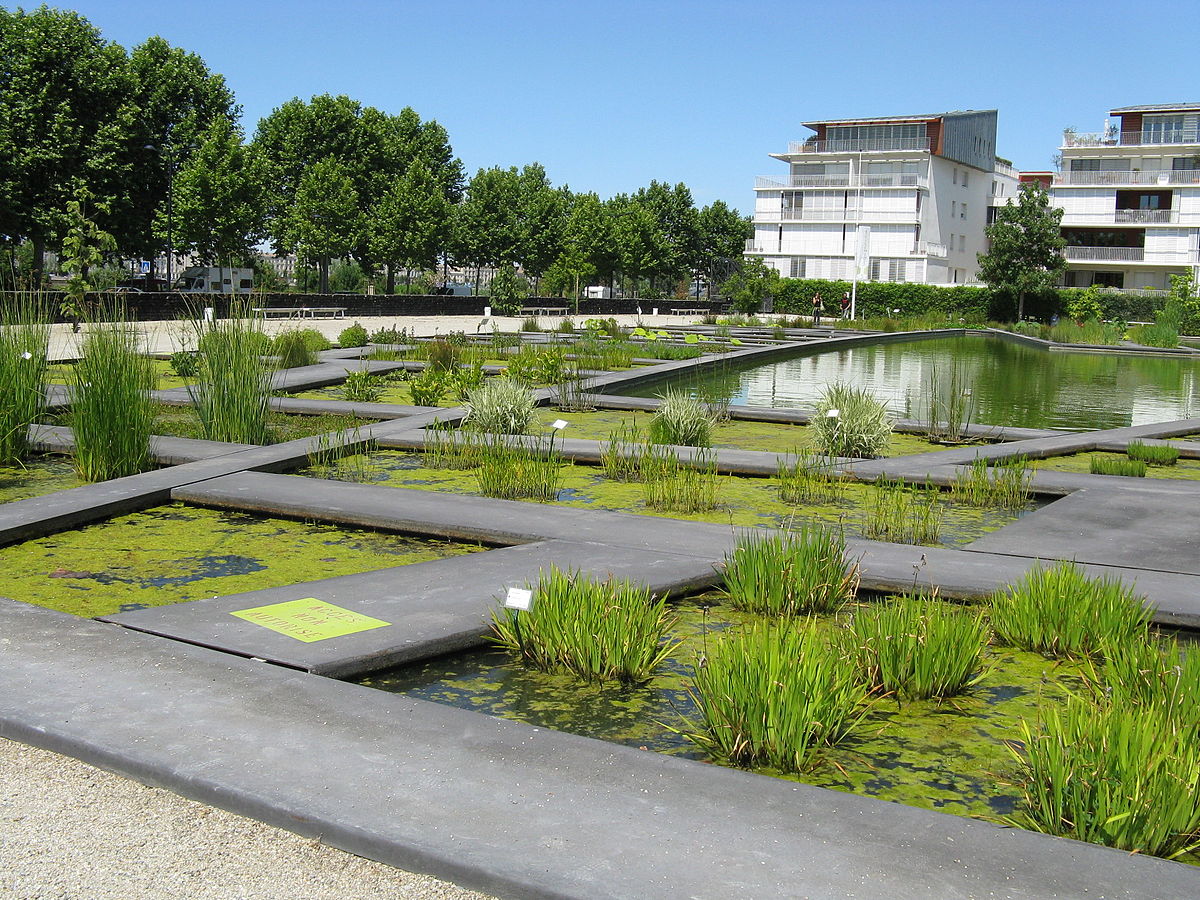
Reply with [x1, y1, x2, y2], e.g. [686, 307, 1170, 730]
[0, 738, 493, 900]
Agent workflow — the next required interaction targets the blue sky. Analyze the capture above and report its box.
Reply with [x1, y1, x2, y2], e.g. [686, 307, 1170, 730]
[63, 0, 1200, 212]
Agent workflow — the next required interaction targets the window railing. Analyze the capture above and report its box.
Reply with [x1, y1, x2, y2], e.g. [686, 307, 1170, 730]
[788, 138, 934, 154]
[1064, 246, 1145, 261]
[1054, 170, 1200, 186]
[755, 208, 919, 223]
[754, 173, 926, 189]
[1063, 129, 1200, 147]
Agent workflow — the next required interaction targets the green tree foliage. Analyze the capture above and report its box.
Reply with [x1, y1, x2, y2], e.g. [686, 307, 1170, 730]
[288, 158, 362, 293]
[369, 159, 448, 292]
[60, 187, 117, 326]
[696, 201, 752, 296]
[515, 165, 568, 287]
[488, 264, 528, 315]
[977, 183, 1066, 320]
[722, 257, 780, 314]
[454, 166, 522, 270]
[608, 195, 673, 298]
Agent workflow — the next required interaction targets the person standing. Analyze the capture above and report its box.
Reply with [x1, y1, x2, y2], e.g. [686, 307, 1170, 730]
[812, 292, 824, 327]
[841, 291, 851, 320]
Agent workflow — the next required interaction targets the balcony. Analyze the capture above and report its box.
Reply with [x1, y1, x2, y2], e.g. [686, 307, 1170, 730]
[754, 173, 927, 190]
[1064, 129, 1200, 148]
[1060, 210, 1180, 225]
[787, 138, 933, 154]
[1064, 246, 1145, 262]
[993, 160, 1018, 179]
[754, 208, 920, 224]
[1054, 169, 1200, 186]
[917, 242, 948, 259]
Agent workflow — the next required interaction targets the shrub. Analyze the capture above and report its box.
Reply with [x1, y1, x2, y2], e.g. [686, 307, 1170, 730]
[721, 527, 857, 616]
[648, 390, 713, 447]
[338, 322, 369, 347]
[810, 383, 892, 458]
[1126, 440, 1179, 466]
[271, 330, 317, 369]
[0, 301, 49, 464]
[489, 567, 677, 685]
[341, 370, 383, 403]
[168, 350, 199, 378]
[843, 595, 988, 700]
[369, 325, 410, 344]
[687, 621, 870, 773]
[408, 367, 450, 407]
[1090, 455, 1146, 477]
[69, 320, 156, 481]
[991, 562, 1151, 659]
[463, 377, 536, 434]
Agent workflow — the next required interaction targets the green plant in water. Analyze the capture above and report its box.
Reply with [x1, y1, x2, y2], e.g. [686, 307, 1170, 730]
[489, 566, 678, 685]
[1090, 455, 1146, 477]
[341, 370, 383, 403]
[648, 390, 713, 447]
[843, 594, 988, 700]
[811, 383, 892, 459]
[777, 449, 842, 504]
[463, 377, 536, 435]
[451, 361, 485, 401]
[555, 363, 594, 412]
[686, 621, 870, 773]
[408, 367, 451, 407]
[641, 445, 721, 512]
[601, 422, 648, 482]
[924, 362, 976, 443]
[862, 478, 944, 545]
[306, 426, 378, 482]
[474, 434, 564, 502]
[1012, 694, 1200, 859]
[423, 421, 485, 470]
[271, 330, 318, 369]
[950, 456, 1032, 508]
[70, 317, 156, 481]
[424, 337, 460, 371]
[1126, 440, 1179, 466]
[991, 562, 1151, 659]
[505, 345, 568, 385]
[189, 310, 272, 445]
[721, 526, 857, 616]
[0, 298, 50, 464]
[1103, 636, 1200, 730]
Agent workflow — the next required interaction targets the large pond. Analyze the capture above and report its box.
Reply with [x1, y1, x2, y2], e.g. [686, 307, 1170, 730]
[621, 336, 1200, 431]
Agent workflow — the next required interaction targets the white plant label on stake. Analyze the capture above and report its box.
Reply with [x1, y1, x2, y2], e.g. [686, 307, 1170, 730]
[826, 408, 840, 418]
[504, 587, 533, 611]
[21, 351, 32, 360]
[551, 419, 569, 430]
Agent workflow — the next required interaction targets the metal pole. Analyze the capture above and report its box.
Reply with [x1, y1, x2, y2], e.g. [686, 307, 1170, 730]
[166, 157, 174, 289]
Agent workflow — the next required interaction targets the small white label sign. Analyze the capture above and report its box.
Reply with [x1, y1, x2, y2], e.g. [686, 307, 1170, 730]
[550, 419, 569, 430]
[504, 587, 533, 610]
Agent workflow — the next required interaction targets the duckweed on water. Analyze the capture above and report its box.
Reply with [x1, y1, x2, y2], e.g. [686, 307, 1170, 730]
[0, 456, 86, 505]
[1036, 451, 1200, 482]
[0, 503, 480, 617]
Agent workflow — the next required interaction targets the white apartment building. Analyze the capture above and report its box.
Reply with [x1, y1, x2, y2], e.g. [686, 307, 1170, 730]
[1052, 103, 1200, 292]
[747, 110, 1017, 285]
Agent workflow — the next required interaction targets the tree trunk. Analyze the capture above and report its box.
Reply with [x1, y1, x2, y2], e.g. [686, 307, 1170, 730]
[31, 236, 45, 288]
[385, 265, 396, 295]
[1017, 291, 1026, 321]
[319, 256, 330, 295]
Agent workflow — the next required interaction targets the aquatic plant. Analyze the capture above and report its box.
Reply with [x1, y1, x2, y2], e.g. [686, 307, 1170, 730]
[811, 383, 892, 459]
[340, 370, 383, 403]
[991, 562, 1151, 659]
[923, 362, 976, 443]
[423, 422, 485, 470]
[464, 377, 536, 435]
[572, 337, 635, 371]
[555, 364, 594, 412]
[687, 621, 870, 773]
[721, 527, 857, 616]
[861, 478, 943, 545]
[489, 567, 678, 685]
[475, 435, 564, 501]
[950, 456, 1032, 508]
[306, 427, 378, 482]
[641, 445, 720, 512]
[271, 329, 318, 369]
[168, 349, 199, 378]
[506, 344, 569, 385]
[1090, 455, 1146, 477]
[520, 316, 542, 333]
[648, 390, 713, 447]
[407, 367, 451, 407]
[338, 322, 369, 347]
[601, 422, 648, 482]
[777, 449, 842, 504]
[369, 325, 410, 344]
[1104, 636, 1200, 730]
[424, 337, 461, 371]
[843, 594, 988, 700]
[1013, 695, 1200, 859]
[70, 318, 156, 481]
[1126, 440, 1179, 466]
[189, 312, 272, 445]
[451, 361, 486, 401]
[0, 299, 50, 464]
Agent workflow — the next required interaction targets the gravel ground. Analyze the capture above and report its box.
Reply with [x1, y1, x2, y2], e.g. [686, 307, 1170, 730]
[0, 738, 493, 900]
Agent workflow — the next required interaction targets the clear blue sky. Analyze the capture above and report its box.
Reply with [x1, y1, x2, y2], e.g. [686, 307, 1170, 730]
[62, 0, 1200, 213]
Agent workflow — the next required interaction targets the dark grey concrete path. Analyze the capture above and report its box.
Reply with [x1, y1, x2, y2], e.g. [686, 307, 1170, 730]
[102, 539, 720, 678]
[2, 603, 1194, 900]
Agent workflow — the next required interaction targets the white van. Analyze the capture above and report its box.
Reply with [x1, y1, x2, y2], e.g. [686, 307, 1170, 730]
[173, 267, 254, 294]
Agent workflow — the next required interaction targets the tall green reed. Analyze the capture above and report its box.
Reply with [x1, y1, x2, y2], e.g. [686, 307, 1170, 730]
[721, 527, 857, 616]
[188, 309, 272, 444]
[648, 389, 713, 447]
[950, 456, 1032, 507]
[475, 434, 564, 501]
[0, 297, 50, 463]
[641, 445, 720, 512]
[1126, 440, 1179, 466]
[862, 478, 943, 545]
[777, 449, 843, 504]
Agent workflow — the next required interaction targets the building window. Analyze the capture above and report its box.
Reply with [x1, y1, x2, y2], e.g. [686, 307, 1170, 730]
[951, 201, 957, 218]
[790, 258, 805, 278]
[1143, 115, 1185, 143]
[952, 169, 958, 185]
[961, 203, 967, 220]
[958, 234, 966, 252]
[1173, 157, 1200, 170]
[961, 170, 968, 187]
[1071, 157, 1131, 172]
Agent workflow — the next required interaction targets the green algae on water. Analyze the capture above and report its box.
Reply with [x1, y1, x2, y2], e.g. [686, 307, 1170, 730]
[0, 456, 87, 505]
[0, 502, 481, 618]
[1036, 451, 1200, 482]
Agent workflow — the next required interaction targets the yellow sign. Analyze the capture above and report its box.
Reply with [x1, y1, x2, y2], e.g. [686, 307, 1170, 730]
[231, 598, 390, 643]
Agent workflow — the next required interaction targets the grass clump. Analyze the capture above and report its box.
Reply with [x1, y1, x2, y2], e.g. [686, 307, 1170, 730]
[489, 567, 678, 685]
[601, 422, 647, 482]
[843, 595, 988, 700]
[338, 322, 369, 347]
[648, 390, 713, 447]
[306, 427, 378, 482]
[341, 370, 383, 403]
[641, 445, 720, 512]
[1126, 440, 1179, 466]
[1012, 695, 1200, 859]
[950, 456, 1032, 507]
[862, 478, 943, 545]
[475, 435, 564, 502]
[811, 383, 892, 459]
[687, 621, 870, 773]
[721, 527, 857, 616]
[189, 314, 272, 444]
[777, 449, 842, 504]
[506, 345, 569, 385]
[463, 377, 536, 435]
[1090, 455, 1146, 477]
[423, 422, 484, 470]
[69, 319, 156, 481]
[991, 562, 1151, 659]
[1104, 637, 1200, 726]
[271, 329, 318, 369]
[0, 300, 50, 464]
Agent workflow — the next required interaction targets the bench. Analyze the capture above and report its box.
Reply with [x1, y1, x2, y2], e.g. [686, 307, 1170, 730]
[670, 307, 710, 317]
[520, 306, 570, 317]
[253, 307, 347, 319]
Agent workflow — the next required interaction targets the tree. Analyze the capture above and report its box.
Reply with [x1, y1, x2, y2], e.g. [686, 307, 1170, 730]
[695, 201, 752, 298]
[609, 195, 672, 298]
[287, 158, 362, 294]
[632, 181, 701, 293]
[514, 165, 567, 290]
[977, 183, 1066, 320]
[369, 159, 448, 292]
[168, 119, 268, 264]
[60, 186, 117, 328]
[721, 257, 779, 314]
